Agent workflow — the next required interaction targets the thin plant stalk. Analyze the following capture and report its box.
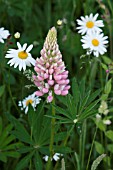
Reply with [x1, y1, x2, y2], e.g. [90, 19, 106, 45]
[86, 127, 98, 170]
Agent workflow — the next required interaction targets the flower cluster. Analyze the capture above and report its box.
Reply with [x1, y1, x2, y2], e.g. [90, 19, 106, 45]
[33, 27, 70, 102]
[77, 13, 108, 57]
[96, 100, 111, 125]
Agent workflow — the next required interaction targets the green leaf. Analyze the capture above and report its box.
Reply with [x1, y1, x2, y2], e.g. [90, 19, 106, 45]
[18, 146, 33, 154]
[102, 56, 112, 64]
[87, 89, 101, 105]
[0, 124, 13, 146]
[4, 151, 20, 158]
[95, 120, 106, 132]
[79, 90, 91, 114]
[107, 144, 113, 153]
[54, 132, 67, 142]
[15, 151, 34, 170]
[72, 78, 80, 106]
[5, 112, 33, 145]
[0, 117, 2, 135]
[3, 142, 22, 151]
[34, 151, 43, 170]
[0, 153, 7, 163]
[32, 101, 45, 143]
[101, 94, 108, 100]
[105, 130, 113, 141]
[74, 152, 80, 170]
[101, 63, 108, 71]
[53, 146, 72, 154]
[104, 78, 112, 94]
[66, 94, 77, 118]
[53, 105, 72, 120]
[78, 99, 99, 121]
[0, 85, 5, 97]
[95, 141, 105, 154]
[91, 154, 106, 170]
[1, 135, 15, 148]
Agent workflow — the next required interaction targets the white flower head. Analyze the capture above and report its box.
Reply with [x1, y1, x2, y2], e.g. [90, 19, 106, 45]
[18, 93, 41, 114]
[103, 119, 111, 125]
[98, 100, 109, 115]
[43, 155, 52, 162]
[0, 27, 10, 43]
[76, 13, 104, 35]
[14, 32, 20, 39]
[5, 42, 36, 71]
[53, 153, 63, 161]
[81, 32, 108, 57]
[43, 153, 63, 162]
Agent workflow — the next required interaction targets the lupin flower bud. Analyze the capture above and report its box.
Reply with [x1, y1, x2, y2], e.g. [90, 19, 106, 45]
[33, 27, 70, 102]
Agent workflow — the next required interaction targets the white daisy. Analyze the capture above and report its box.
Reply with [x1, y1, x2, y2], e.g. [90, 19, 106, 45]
[77, 13, 104, 35]
[81, 32, 108, 57]
[5, 42, 36, 71]
[18, 93, 41, 114]
[0, 27, 10, 43]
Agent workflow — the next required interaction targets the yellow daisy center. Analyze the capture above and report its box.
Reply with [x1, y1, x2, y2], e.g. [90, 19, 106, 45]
[26, 99, 33, 106]
[86, 21, 94, 28]
[92, 39, 99, 46]
[18, 51, 28, 59]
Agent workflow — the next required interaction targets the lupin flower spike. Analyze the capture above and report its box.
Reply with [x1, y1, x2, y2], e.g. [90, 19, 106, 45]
[33, 27, 70, 102]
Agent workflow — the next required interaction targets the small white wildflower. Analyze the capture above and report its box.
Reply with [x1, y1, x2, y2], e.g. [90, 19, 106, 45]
[0, 27, 10, 43]
[96, 114, 101, 120]
[43, 155, 52, 162]
[43, 153, 63, 162]
[53, 153, 63, 161]
[14, 32, 20, 39]
[57, 19, 63, 26]
[5, 42, 36, 71]
[18, 93, 41, 114]
[103, 119, 111, 125]
[73, 119, 78, 124]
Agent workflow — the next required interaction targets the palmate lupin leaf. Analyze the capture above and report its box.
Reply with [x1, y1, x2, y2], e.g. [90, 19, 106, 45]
[91, 154, 106, 170]
[0, 117, 21, 163]
[51, 78, 101, 124]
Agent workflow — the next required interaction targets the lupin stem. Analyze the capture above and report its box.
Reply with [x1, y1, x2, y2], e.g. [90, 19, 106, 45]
[46, 97, 55, 170]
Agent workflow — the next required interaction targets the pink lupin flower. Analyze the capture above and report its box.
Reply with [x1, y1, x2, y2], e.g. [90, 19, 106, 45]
[33, 27, 70, 102]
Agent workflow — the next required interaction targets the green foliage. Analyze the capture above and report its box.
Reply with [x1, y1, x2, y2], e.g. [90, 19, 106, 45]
[48, 78, 101, 125]
[95, 141, 105, 154]
[105, 130, 113, 141]
[0, 85, 5, 97]
[0, 117, 21, 163]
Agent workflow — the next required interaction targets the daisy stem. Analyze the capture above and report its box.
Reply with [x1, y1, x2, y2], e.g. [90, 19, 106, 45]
[7, 69, 20, 114]
[46, 97, 55, 170]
